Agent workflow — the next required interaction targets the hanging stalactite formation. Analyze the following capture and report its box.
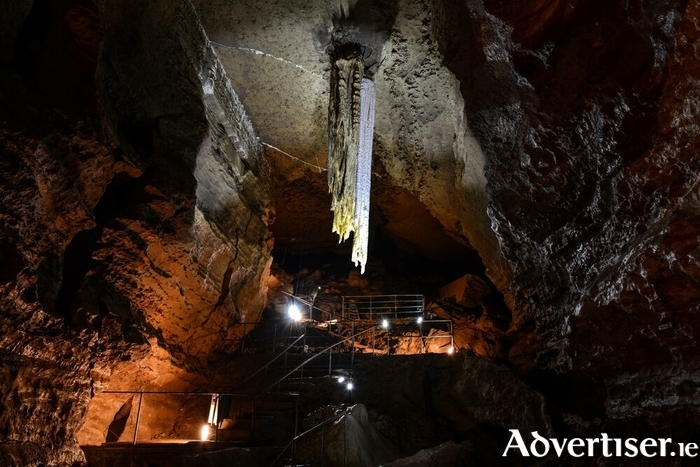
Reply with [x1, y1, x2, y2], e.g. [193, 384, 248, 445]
[353, 77, 375, 272]
[328, 44, 376, 273]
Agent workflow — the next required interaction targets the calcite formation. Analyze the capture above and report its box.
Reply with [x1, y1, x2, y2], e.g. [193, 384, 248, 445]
[328, 44, 377, 274]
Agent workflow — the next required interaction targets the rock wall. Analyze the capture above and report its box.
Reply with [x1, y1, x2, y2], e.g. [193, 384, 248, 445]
[436, 0, 700, 439]
[0, 0, 273, 464]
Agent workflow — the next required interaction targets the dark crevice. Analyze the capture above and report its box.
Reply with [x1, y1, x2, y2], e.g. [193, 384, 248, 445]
[93, 168, 158, 224]
[14, 0, 102, 115]
[213, 260, 236, 309]
[53, 169, 157, 321]
[210, 211, 252, 311]
[118, 120, 158, 160]
[105, 396, 133, 442]
[54, 227, 99, 320]
[0, 238, 25, 285]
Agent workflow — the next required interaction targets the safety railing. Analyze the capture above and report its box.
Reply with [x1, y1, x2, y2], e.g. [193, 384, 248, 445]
[82, 391, 298, 448]
[270, 410, 348, 467]
[218, 320, 344, 355]
[341, 294, 424, 320]
[265, 319, 456, 393]
[233, 333, 307, 392]
[266, 326, 377, 393]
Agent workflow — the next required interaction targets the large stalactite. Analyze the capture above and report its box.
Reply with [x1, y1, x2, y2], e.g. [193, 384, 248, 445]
[328, 44, 375, 273]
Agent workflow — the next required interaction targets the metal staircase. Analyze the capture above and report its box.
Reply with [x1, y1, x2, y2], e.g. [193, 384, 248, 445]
[82, 294, 454, 466]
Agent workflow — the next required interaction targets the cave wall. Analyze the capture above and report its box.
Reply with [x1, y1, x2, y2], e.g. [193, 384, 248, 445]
[435, 0, 700, 437]
[0, 0, 273, 464]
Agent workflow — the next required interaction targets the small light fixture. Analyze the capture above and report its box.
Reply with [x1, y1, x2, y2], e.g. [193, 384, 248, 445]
[338, 376, 346, 383]
[288, 304, 302, 322]
[346, 382, 354, 391]
[200, 424, 210, 441]
[417, 317, 423, 324]
[381, 319, 388, 329]
[447, 346, 454, 355]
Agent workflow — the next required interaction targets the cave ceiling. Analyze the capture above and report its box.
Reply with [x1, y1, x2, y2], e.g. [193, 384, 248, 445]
[191, 0, 488, 264]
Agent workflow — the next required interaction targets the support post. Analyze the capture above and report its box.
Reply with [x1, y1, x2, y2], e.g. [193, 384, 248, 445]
[344, 415, 348, 467]
[321, 422, 326, 467]
[214, 394, 219, 445]
[272, 323, 277, 353]
[252, 395, 257, 439]
[133, 392, 143, 446]
[299, 364, 304, 392]
[351, 321, 355, 366]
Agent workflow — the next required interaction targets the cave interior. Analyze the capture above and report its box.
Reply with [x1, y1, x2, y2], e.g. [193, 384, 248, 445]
[2, 0, 700, 466]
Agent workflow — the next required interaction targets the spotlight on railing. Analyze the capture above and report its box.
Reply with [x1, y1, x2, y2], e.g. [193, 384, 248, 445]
[447, 346, 454, 355]
[381, 319, 389, 329]
[200, 424, 211, 441]
[338, 376, 346, 383]
[346, 382, 354, 391]
[416, 316, 423, 324]
[288, 304, 302, 322]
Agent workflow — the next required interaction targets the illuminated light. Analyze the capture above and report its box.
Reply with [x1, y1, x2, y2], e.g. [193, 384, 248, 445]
[338, 376, 345, 383]
[381, 319, 389, 329]
[417, 317, 423, 324]
[288, 304, 302, 322]
[447, 346, 454, 355]
[200, 424, 210, 441]
[346, 382, 354, 391]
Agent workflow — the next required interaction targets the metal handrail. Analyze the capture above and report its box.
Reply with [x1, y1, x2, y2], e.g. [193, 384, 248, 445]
[96, 390, 299, 447]
[342, 294, 425, 320]
[266, 326, 376, 393]
[269, 411, 346, 467]
[234, 333, 306, 389]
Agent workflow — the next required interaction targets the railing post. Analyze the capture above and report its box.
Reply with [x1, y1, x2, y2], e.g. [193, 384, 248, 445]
[132, 392, 144, 446]
[214, 393, 220, 445]
[369, 295, 373, 320]
[252, 395, 256, 439]
[351, 321, 355, 366]
[299, 364, 304, 392]
[321, 422, 326, 467]
[386, 327, 390, 355]
[294, 396, 299, 438]
[420, 320, 424, 354]
[328, 347, 332, 376]
[342, 296, 345, 320]
[344, 415, 348, 467]
[273, 323, 277, 353]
